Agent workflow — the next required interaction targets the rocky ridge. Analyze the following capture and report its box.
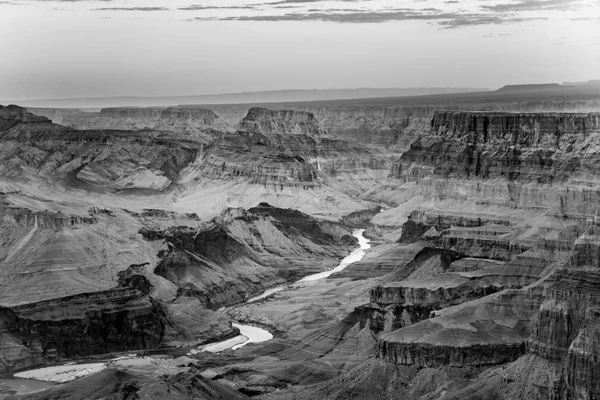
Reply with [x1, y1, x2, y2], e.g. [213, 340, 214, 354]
[2, 100, 600, 399]
[339, 110, 600, 399]
[146, 203, 356, 310]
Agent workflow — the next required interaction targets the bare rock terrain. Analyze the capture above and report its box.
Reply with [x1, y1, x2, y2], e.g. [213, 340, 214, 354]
[1, 93, 600, 399]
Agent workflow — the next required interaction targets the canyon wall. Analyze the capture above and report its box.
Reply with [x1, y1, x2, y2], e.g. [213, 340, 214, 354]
[360, 110, 600, 399]
[148, 203, 355, 309]
[0, 289, 164, 373]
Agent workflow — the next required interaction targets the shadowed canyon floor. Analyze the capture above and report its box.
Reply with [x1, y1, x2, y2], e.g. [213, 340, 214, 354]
[1, 89, 600, 399]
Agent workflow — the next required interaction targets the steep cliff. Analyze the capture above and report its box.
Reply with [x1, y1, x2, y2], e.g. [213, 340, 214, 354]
[148, 204, 355, 309]
[355, 110, 600, 399]
[0, 288, 164, 373]
[153, 108, 228, 140]
[237, 107, 327, 138]
[0, 106, 200, 193]
[388, 111, 600, 215]
[59, 107, 162, 131]
[172, 107, 379, 218]
[525, 235, 600, 399]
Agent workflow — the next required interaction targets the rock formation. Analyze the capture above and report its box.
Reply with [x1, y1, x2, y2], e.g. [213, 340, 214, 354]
[153, 107, 228, 141]
[0, 289, 164, 373]
[147, 203, 355, 309]
[3, 98, 600, 399]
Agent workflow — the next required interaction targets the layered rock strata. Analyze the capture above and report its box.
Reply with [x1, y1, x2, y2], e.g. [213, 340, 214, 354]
[378, 288, 544, 367]
[359, 111, 600, 398]
[146, 203, 355, 309]
[390, 111, 600, 216]
[0, 288, 163, 373]
[175, 107, 388, 214]
[0, 106, 200, 192]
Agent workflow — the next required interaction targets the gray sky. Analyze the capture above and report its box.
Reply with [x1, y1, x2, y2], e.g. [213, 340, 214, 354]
[1, 0, 599, 100]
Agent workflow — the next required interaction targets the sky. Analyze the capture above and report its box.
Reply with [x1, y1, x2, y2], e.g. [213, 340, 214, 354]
[1, 0, 599, 100]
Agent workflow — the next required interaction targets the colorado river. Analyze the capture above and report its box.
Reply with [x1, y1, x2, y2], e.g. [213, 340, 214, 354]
[247, 228, 371, 302]
[5, 229, 372, 386]
[299, 229, 370, 282]
[203, 229, 371, 353]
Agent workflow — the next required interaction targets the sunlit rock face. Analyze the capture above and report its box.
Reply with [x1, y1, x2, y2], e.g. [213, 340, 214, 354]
[391, 111, 600, 214]
[62, 107, 163, 130]
[177, 107, 390, 211]
[153, 108, 228, 141]
[95, 107, 164, 130]
[237, 107, 328, 138]
[0, 105, 200, 192]
[4, 99, 600, 399]
[28, 107, 228, 140]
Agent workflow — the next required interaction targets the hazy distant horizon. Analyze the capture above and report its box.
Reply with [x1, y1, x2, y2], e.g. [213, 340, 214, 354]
[5, 86, 496, 109]
[7, 86, 493, 103]
[2, 0, 599, 101]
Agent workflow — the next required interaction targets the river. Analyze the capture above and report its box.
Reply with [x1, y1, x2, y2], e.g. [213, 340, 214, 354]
[202, 229, 371, 353]
[1, 229, 371, 393]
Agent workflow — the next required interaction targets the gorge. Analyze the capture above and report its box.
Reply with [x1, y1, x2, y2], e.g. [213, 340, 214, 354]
[1, 86, 600, 400]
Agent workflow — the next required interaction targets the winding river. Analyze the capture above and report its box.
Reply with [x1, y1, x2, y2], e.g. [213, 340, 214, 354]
[202, 229, 371, 353]
[1, 229, 371, 393]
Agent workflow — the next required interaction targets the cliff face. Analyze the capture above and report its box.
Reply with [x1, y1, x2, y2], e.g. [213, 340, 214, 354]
[0, 288, 164, 373]
[64, 107, 162, 131]
[237, 107, 328, 138]
[0, 107, 199, 193]
[172, 107, 386, 217]
[153, 108, 228, 141]
[390, 111, 600, 215]
[27, 107, 227, 139]
[2, 207, 98, 229]
[148, 203, 355, 309]
[359, 110, 600, 399]
[430, 111, 600, 140]
[377, 288, 544, 368]
[0, 104, 49, 123]
[525, 242, 600, 399]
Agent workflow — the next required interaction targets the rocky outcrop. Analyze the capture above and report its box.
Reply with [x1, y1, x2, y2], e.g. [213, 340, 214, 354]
[389, 111, 600, 216]
[0, 112, 200, 192]
[23, 367, 249, 400]
[177, 107, 389, 206]
[526, 260, 600, 399]
[340, 206, 382, 228]
[0, 288, 164, 372]
[61, 107, 162, 131]
[1, 207, 98, 228]
[0, 104, 49, 130]
[429, 111, 600, 139]
[370, 277, 503, 309]
[147, 204, 354, 309]
[153, 108, 227, 141]
[238, 107, 327, 138]
[378, 288, 544, 367]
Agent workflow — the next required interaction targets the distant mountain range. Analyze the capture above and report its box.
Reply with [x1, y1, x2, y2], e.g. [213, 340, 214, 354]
[4, 87, 488, 109]
[4, 81, 599, 109]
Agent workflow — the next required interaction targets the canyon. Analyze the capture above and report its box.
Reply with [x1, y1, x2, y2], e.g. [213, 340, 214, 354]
[0, 89, 599, 399]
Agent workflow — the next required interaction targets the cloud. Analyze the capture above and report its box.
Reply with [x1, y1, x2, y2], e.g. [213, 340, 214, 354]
[440, 15, 545, 27]
[179, 5, 256, 10]
[261, 0, 365, 4]
[480, 0, 583, 12]
[192, 8, 545, 27]
[94, 7, 169, 11]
